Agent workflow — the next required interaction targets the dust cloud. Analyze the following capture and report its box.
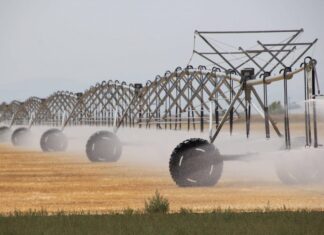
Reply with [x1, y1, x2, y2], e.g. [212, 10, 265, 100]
[1, 98, 323, 185]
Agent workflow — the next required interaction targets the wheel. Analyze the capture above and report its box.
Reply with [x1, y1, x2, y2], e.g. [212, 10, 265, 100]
[11, 127, 32, 146]
[169, 138, 223, 187]
[275, 158, 301, 185]
[86, 130, 122, 162]
[275, 137, 323, 185]
[276, 156, 323, 185]
[0, 126, 11, 142]
[40, 128, 68, 152]
[275, 137, 304, 185]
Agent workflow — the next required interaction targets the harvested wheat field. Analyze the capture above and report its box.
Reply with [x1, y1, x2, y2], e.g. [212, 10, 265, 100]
[1, 133, 324, 214]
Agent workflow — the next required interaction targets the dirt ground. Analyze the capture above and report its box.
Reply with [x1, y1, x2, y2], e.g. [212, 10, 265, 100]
[1, 138, 324, 213]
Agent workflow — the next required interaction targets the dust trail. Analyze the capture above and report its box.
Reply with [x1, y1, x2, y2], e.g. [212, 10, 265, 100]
[3, 98, 323, 185]
[25, 125, 323, 184]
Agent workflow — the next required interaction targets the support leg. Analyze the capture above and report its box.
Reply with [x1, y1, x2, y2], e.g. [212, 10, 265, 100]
[210, 86, 244, 143]
[251, 87, 282, 137]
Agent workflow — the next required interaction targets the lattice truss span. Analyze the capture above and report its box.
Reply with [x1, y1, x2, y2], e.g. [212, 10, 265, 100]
[49, 70, 243, 132]
[0, 29, 319, 135]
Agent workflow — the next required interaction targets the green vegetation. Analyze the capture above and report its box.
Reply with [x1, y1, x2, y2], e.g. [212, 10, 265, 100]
[1, 210, 324, 235]
[268, 100, 302, 114]
[144, 190, 170, 214]
[1, 192, 323, 234]
[269, 101, 284, 114]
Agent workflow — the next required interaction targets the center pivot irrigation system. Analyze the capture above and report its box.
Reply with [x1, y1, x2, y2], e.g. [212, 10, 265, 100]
[0, 29, 322, 187]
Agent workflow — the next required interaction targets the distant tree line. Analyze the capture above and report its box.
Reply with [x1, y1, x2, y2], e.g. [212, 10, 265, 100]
[269, 101, 284, 114]
[268, 100, 301, 114]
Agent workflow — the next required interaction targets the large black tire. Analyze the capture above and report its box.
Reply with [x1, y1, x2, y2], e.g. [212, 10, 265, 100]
[169, 138, 223, 187]
[11, 127, 32, 146]
[0, 126, 11, 142]
[40, 128, 68, 152]
[276, 137, 323, 185]
[86, 130, 122, 162]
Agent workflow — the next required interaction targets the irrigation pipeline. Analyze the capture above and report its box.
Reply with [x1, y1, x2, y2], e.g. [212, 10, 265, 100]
[0, 63, 317, 135]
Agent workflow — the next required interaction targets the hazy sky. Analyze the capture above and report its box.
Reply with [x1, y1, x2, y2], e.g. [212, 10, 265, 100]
[0, 0, 323, 103]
